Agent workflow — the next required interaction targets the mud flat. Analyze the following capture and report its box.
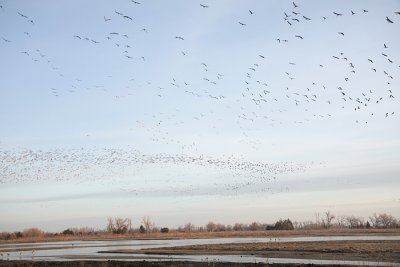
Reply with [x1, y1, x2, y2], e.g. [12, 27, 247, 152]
[105, 240, 400, 263]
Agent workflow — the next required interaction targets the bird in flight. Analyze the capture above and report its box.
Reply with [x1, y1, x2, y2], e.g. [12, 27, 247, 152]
[132, 0, 141, 4]
[175, 36, 184, 40]
[386, 16, 394, 23]
[123, 15, 133, 20]
[17, 12, 28, 18]
[239, 22, 246, 26]
[338, 32, 344, 36]
[115, 11, 123, 16]
[104, 16, 111, 22]
[333, 12, 343, 16]
[200, 4, 208, 8]
[1, 37, 11, 43]
[249, 10, 253, 15]
[293, 2, 298, 8]
[295, 35, 303, 39]
[303, 16, 311, 20]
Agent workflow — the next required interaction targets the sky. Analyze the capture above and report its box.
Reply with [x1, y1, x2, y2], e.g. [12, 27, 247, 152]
[0, 0, 399, 232]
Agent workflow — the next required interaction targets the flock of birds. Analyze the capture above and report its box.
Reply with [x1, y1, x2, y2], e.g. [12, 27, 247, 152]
[0, 147, 313, 196]
[0, 1, 399, 195]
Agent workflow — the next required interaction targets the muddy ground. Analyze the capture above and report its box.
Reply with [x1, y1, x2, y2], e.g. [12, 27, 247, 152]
[105, 240, 400, 263]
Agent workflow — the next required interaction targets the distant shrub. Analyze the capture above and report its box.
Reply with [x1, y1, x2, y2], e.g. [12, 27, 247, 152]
[273, 219, 294, 230]
[233, 223, 245, 231]
[22, 228, 44, 238]
[14, 231, 23, 238]
[206, 222, 216, 232]
[62, 229, 74, 235]
[160, 227, 169, 233]
[265, 225, 275, 230]
[0, 232, 17, 240]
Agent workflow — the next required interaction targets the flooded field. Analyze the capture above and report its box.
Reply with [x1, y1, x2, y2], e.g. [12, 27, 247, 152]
[1, 236, 399, 266]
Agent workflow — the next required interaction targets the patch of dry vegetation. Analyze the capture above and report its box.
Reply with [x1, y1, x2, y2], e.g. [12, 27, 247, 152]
[1, 228, 400, 244]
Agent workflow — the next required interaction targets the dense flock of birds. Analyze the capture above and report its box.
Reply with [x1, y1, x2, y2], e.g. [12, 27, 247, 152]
[0, 1, 399, 195]
[0, 147, 313, 196]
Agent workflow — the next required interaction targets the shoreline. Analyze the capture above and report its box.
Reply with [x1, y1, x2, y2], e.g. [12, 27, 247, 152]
[101, 240, 400, 263]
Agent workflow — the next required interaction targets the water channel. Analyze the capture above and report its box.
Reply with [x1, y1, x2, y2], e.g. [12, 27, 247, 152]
[0, 236, 399, 266]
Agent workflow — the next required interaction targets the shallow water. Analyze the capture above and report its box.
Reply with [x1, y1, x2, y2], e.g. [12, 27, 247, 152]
[1, 236, 399, 266]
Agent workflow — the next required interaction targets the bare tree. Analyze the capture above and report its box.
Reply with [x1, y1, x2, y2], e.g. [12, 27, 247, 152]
[106, 217, 130, 234]
[127, 218, 132, 233]
[114, 218, 129, 234]
[345, 216, 365, 228]
[142, 216, 154, 234]
[233, 223, 245, 231]
[322, 211, 335, 229]
[336, 216, 346, 228]
[206, 221, 216, 232]
[215, 223, 227, 231]
[106, 217, 114, 233]
[249, 222, 260, 231]
[370, 213, 398, 228]
[183, 222, 195, 232]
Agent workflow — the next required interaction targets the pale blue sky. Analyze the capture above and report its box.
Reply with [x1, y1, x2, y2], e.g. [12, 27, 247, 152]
[0, 0, 399, 231]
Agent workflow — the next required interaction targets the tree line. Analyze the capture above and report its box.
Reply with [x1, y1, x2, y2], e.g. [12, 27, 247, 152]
[0, 212, 399, 240]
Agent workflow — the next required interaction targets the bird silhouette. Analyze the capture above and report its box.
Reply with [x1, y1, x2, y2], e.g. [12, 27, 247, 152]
[386, 16, 394, 23]
[18, 12, 28, 18]
[2, 37, 12, 42]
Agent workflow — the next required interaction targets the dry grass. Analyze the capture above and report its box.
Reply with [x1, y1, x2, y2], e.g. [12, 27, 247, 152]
[1, 228, 399, 244]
